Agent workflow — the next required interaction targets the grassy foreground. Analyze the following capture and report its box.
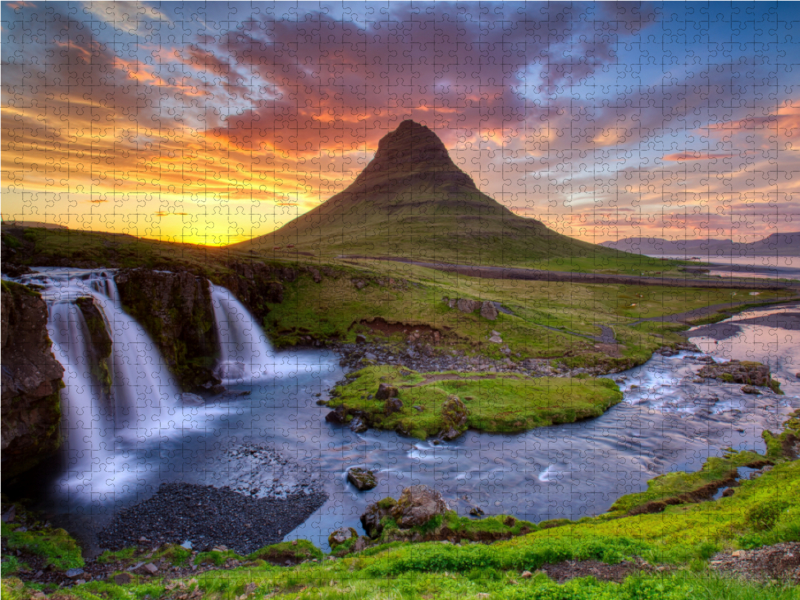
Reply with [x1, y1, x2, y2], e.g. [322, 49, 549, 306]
[326, 366, 622, 439]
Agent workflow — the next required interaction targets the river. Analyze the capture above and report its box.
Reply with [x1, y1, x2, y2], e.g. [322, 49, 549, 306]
[7, 269, 800, 554]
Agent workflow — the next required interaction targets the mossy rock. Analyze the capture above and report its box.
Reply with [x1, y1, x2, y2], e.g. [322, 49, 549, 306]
[246, 540, 323, 565]
[347, 468, 377, 491]
[328, 527, 358, 549]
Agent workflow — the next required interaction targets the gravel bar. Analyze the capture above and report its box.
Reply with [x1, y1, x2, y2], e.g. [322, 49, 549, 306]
[98, 482, 328, 554]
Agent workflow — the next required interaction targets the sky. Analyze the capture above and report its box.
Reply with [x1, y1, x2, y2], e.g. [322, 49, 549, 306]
[2, 1, 800, 246]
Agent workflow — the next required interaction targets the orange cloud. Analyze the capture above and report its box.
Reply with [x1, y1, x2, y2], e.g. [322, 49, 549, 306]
[663, 151, 735, 162]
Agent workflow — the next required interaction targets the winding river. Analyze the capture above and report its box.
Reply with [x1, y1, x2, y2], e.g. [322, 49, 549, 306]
[8, 268, 800, 553]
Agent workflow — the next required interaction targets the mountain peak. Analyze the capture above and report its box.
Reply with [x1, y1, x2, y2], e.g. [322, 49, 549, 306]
[350, 120, 477, 191]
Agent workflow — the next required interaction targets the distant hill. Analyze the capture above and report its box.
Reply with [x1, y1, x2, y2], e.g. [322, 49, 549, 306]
[600, 233, 800, 257]
[1, 220, 67, 230]
[234, 121, 633, 267]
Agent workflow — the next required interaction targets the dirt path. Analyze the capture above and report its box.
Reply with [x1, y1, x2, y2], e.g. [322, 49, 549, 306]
[340, 255, 797, 290]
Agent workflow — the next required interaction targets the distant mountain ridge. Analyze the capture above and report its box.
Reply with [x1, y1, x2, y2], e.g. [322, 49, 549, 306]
[236, 120, 627, 267]
[600, 233, 800, 257]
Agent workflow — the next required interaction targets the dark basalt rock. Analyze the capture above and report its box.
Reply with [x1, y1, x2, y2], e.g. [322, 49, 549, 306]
[1, 281, 65, 479]
[375, 383, 398, 400]
[115, 268, 220, 391]
[384, 397, 404, 415]
[325, 405, 347, 424]
[75, 296, 113, 395]
[218, 261, 295, 323]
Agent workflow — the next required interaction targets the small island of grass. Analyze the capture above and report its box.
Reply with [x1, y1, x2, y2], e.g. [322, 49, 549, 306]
[326, 365, 623, 440]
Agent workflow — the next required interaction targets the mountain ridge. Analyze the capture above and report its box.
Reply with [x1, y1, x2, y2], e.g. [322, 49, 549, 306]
[601, 232, 800, 257]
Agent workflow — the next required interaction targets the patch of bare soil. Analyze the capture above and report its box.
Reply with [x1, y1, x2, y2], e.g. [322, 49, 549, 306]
[540, 557, 655, 583]
[353, 317, 446, 343]
[710, 542, 800, 584]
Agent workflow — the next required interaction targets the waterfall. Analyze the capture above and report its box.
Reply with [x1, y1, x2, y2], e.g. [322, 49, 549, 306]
[209, 283, 276, 383]
[47, 301, 116, 473]
[16, 268, 180, 453]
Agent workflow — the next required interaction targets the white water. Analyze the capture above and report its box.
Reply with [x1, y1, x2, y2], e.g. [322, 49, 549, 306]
[47, 301, 116, 475]
[209, 283, 278, 384]
[14, 269, 187, 490]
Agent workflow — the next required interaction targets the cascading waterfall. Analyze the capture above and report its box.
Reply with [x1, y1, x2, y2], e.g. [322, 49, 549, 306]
[15, 269, 181, 460]
[47, 300, 116, 473]
[8, 268, 292, 499]
[209, 283, 276, 383]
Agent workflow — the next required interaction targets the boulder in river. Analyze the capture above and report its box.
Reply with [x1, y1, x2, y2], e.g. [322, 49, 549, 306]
[347, 468, 377, 491]
[325, 406, 347, 424]
[349, 416, 368, 433]
[179, 393, 205, 406]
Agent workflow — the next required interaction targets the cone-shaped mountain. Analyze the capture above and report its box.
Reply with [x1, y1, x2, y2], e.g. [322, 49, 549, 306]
[240, 120, 620, 266]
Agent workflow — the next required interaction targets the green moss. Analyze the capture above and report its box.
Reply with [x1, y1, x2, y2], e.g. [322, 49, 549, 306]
[538, 518, 574, 530]
[763, 409, 800, 461]
[1, 555, 25, 577]
[194, 549, 243, 566]
[328, 366, 622, 440]
[2, 523, 84, 571]
[97, 547, 137, 564]
[1, 279, 39, 297]
[246, 540, 323, 564]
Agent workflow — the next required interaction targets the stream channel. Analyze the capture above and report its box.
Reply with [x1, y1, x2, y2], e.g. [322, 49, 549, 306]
[8, 268, 800, 555]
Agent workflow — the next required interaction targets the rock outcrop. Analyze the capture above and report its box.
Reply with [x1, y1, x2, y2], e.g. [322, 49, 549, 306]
[1, 281, 65, 479]
[218, 262, 292, 324]
[115, 269, 220, 391]
[439, 395, 469, 440]
[442, 297, 499, 320]
[699, 360, 782, 393]
[75, 296, 113, 395]
[360, 485, 450, 538]
[328, 527, 358, 549]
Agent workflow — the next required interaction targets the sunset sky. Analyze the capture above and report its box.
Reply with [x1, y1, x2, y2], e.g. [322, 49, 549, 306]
[2, 1, 800, 246]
